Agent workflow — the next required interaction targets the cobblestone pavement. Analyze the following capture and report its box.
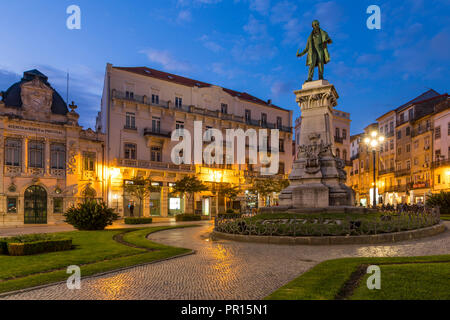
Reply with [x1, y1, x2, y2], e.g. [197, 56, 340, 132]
[2, 222, 449, 300]
[0, 218, 191, 237]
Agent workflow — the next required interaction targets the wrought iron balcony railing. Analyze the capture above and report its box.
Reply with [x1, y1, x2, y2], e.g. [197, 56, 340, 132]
[113, 90, 293, 133]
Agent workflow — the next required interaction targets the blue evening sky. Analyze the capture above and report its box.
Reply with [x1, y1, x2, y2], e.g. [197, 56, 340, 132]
[0, 0, 449, 134]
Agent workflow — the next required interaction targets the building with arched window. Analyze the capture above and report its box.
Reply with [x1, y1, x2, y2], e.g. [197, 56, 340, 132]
[0, 70, 106, 225]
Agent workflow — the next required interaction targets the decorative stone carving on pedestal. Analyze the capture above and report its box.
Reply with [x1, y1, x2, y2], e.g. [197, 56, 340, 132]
[279, 80, 354, 209]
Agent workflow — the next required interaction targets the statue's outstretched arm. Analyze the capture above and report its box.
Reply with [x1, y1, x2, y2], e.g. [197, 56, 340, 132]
[297, 46, 308, 57]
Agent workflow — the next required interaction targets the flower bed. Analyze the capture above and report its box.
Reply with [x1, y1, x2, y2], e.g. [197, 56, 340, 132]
[214, 211, 441, 237]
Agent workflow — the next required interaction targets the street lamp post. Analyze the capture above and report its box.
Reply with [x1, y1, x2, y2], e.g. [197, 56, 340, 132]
[364, 131, 385, 208]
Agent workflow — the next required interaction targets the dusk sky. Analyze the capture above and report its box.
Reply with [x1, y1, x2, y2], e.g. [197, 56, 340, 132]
[0, 0, 449, 134]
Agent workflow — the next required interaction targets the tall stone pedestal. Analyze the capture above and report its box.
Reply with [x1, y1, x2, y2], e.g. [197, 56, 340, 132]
[279, 80, 354, 209]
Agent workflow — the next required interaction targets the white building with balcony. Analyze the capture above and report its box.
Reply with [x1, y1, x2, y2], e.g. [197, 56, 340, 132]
[97, 64, 293, 217]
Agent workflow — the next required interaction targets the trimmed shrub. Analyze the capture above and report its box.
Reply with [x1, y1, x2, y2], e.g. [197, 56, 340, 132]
[426, 191, 450, 214]
[0, 240, 8, 255]
[7, 239, 72, 256]
[64, 200, 118, 230]
[175, 214, 202, 222]
[124, 217, 153, 225]
[226, 208, 235, 214]
[218, 213, 243, 219]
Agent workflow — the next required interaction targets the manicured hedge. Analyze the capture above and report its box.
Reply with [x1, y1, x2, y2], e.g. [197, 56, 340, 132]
[7, 239, 73, 256]
[124, 217, 153, 225]
[218, 213, 243, 219]
[0, 240, 8, 255]
[175, 214, 202, 222]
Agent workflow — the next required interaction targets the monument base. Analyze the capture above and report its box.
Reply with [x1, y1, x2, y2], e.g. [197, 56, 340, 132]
[274, 79, 356, 212]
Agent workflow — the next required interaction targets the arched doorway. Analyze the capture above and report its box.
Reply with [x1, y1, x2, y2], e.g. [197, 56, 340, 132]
[24, 185, 47, 224]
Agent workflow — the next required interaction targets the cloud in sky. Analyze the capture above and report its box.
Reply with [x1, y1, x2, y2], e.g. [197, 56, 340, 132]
[249, 0, 271, 15]
[199, 35, 224, 52]
[269, 1, 303, 45]
[303, 1, 344, 33]
[177, 10, 192, 23]
[139, 48, 192, 72]
[177, 0, 222, 6]
[270, 80, 294, 97]
[231, 40, 277, 63]
[211, 62, 242, 79]
[243, 15, 269, 39]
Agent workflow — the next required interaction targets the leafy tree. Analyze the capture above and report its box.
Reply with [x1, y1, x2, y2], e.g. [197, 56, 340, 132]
[249, 178, 290, 206]
[124, 176, 161, 217]
[172, 176, 208, 214]
[64, 200, 118, 230]
[426, 191, 450, 214]
[217, 184, 240, 211]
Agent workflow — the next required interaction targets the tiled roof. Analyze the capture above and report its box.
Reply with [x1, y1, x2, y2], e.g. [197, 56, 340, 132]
[395, 89, 440, 112]
[113, 66, 289, 112]
[376, 89, 442, 120]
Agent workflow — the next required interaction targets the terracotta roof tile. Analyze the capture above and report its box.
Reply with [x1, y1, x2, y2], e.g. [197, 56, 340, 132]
[113, 66, 289, 112]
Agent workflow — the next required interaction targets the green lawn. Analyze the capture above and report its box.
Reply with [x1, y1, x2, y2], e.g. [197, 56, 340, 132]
[351, 262, 450, 300]
[265, 255, 450, 300]
[441, 214, 450, 221]
[0, 225, 197, 294]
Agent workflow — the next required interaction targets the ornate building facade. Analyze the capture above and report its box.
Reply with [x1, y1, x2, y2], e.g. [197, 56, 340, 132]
[0, 70, 105, 226]
[349, 90, 449, 206]
[97, 64, 293, 218]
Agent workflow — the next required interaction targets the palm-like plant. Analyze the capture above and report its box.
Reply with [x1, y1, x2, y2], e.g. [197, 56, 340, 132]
[124, 176, 161, 217]
[426, 191, 450, 214]
[172, 176, 208, 214]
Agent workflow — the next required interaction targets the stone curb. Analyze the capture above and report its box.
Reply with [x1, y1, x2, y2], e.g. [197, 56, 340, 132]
[0, 225, 203, 298]
[0, 249, 196, 298]
[211, 223, 447, 245]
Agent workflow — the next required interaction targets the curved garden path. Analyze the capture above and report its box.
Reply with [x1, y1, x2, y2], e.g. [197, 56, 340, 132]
[2, 221, 449, 300]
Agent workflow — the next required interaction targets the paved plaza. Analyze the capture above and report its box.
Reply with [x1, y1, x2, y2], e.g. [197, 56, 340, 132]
[1, 222, 449, 300]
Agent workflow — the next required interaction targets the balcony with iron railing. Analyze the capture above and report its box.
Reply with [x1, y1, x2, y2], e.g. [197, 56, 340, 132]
[382, 184, 408, 193]
[432, 158, 450, 168]
[143, 127, 172, 138]
[411, 126, 432, 137]
[379, 167, 395, 176]
[115, 158, 195, 172]
[113, 90, 292, 133]
[394, 168, 411, 177]
[334, 136, 344, 144]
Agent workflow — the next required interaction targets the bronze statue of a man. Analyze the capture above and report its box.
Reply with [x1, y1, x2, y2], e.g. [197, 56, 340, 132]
[297, 20, 332, 82]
